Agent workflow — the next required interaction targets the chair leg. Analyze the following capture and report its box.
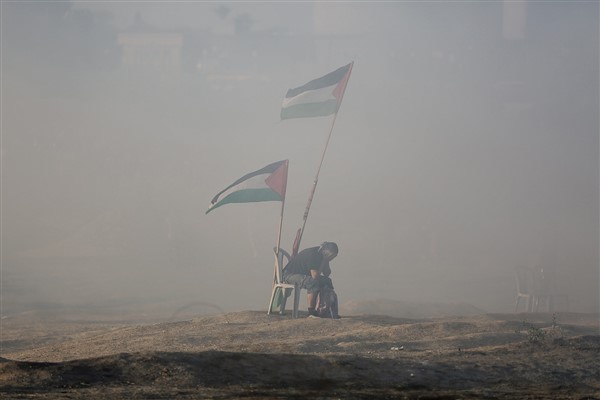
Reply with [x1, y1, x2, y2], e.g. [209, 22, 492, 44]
[516, 295, 530, 313]
[267, 285, 278, 315]
[533, 295, 546, 312]
[279, 287, 288, 315]
[292, 284, 300, 318]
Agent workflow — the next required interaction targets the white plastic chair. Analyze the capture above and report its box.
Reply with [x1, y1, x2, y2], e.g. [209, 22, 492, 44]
[515, 266, 535, 312]
[531, 267, 569, 312]
[267, 247, 300, 318]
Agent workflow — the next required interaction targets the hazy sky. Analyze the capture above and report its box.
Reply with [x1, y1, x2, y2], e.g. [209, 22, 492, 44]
[2, 1, 598, 316]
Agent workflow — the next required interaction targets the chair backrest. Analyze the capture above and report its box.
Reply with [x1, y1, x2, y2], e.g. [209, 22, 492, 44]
[273, 247, 291, 284]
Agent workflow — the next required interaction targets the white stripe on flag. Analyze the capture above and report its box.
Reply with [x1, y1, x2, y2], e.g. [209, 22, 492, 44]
[215, 173, 271, 201]
[282, 83, 337, 109]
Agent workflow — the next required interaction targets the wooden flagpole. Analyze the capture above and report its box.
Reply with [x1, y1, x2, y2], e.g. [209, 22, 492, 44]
[273, 160, 289, 297]
[293, 62, 353, 255]
[272, 189, 285, 291]
[275, 190, 285, 255]
[270, 165, 287, 315]
[274, 159, 289, 255]
[294, 113, 338, 253]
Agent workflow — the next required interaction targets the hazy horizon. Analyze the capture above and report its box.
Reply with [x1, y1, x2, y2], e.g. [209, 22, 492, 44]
[2, 1, 598, 317]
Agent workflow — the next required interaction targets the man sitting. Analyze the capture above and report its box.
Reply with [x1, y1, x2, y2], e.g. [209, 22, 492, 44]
[282, 241, 339, 317]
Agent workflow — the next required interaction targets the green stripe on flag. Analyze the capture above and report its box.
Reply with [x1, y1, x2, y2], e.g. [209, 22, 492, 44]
[207, 188, 283, 214]
[280, 99, 338, 120]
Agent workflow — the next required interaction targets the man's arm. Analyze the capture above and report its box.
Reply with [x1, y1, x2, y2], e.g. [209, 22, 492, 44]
[310, 268, 320, 279]
[321, 260, 331, 277]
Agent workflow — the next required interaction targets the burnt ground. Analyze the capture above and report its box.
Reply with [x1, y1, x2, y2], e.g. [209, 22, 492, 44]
[1, 310, 599, 399]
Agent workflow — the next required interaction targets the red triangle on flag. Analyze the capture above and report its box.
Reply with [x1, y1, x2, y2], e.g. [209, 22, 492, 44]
[265, 160, 288, 199]
[332, 62, 353, 106]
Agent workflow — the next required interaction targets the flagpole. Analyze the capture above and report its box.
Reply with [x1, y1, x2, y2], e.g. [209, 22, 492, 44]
[273, 160, 288, 291]
[274, 159, 289, 256]
[272, 192, 285, 288]
[275, 193, 285, 255]
[295, 112, 338, 251]
[291, 61, 353, 256]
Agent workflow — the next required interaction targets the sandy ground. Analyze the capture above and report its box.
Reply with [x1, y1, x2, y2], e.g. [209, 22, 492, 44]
[1, 306, 599, 399]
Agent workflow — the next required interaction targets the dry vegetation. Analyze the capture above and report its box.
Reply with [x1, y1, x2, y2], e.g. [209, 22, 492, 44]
[1, 306, 599, 399]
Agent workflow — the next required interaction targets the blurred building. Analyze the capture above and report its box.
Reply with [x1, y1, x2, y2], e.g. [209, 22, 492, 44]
[118, 15, 183, 73]
[118, 32, 183, 73]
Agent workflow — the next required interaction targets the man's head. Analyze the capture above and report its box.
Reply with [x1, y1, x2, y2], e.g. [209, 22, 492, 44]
[319, 241, 338, 261]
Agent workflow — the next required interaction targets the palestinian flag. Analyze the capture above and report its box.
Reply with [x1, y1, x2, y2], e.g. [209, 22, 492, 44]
[281, 62, 353, 120]
[206, 160, 288, 214]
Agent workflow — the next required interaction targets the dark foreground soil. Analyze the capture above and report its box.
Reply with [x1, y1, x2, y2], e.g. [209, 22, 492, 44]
[1, 310, 599, 399]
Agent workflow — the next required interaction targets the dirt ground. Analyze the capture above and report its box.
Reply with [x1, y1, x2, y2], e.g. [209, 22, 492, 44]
[1, 307, 599, 399]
